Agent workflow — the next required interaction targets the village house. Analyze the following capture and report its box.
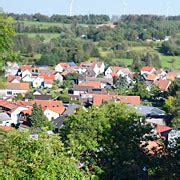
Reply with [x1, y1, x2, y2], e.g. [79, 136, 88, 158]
[154, 80, 171, 91]
[92, 94, 141, 106]
[55, 63, 70, 72]
[7, 75, 21, 83]
[0, 83, 30, 98]
[141, 66, 156, 75]
[79, 61, 105, 76]
[44, 106, 65, 121]
[32, 77, 44, 88]
[40, 74, 55, 89]
[105, 66, 124, 77]
[5, 62, 19, 77]
[78, 76, 114, 88]
[166, 72, 177, 81]
[155, 124, 172, 139]
[54, 72, 63, 83]
[19, 100, 65, 123]
[22, 75, 36, 83]
[0, 100, 28, 126]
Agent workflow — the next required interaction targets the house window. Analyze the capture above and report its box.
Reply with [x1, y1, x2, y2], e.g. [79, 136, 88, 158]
[7, 91, 12, 95]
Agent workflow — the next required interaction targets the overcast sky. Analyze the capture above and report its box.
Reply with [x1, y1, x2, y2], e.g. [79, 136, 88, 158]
[1, 0, 179, 16]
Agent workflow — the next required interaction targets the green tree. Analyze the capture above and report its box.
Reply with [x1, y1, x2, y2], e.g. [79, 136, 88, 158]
[164, 96, 176, 115]
[61, 103, 153, 178]
[0, 130, 86, 179]
[132, 81, 150, 100]
[13, 93, 23, 101]
[0, 13, 15, 74]
[30, 104, 53, 129]
[150, 84, 162, 98]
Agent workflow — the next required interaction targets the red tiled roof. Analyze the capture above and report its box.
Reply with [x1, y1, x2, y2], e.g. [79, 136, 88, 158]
[47, 106, 65, 115]
[61, 71, 70, 76]
[0, 101, 18, 110]
[39, 69, 56, 75]
[16, 100, 64, 108]
[20, 65, 32, 71]
[21, 107, 33, 115]
[44, 80, 53, 84]
[56, 63, 70, 69]
[156, 124, 172, 133]
[93, 94, 113, 106]
[79, 81, 101, 88]
[80, 62, 93, 68]
[93, 94, 141, 106]
[7, 75, 21, 82]
[5, 83, 29, 90]
[141, 66, 155, 72]
[116, 96, 141, 105]
[154, 80, 171, 91]
[40, 74, 55, 81]
[20, 100, 65, 115]
[110, 66, 123, 73]
[166, 72, 177, 81]
[145, 74, 157, 81]
[111, 72, 119, 78]
[0, 125, 13, 132]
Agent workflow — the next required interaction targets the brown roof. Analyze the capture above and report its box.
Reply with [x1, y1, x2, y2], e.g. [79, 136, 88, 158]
[20, 100, 65, 115]
[116, 96, 141, 105]
[0, 100, 18, 111]
[0, 125, 13, 132]
[93, 94, 141, 106]
[156, 124, 172, 133]
[47, 106, 65, 115]
[78, 81, 101, 89]
[17, 100, 64, 108]
[20, 65, 32, 71]
[7, 75, 21, 82]
[154, 80, 171, 91]
[40, 74, 55, 81]
[141, 66, 155, 72]
[145, 74, 157, 81]
[166, 72, 177, 81]
[6, 83, 29, 90]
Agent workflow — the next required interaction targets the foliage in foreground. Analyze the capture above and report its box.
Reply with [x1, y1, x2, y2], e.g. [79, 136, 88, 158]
[0, 103, 179, 179]
[0, 130, 86, 179]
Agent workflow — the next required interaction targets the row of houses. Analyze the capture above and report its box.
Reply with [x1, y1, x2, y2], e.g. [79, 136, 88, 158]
[3, 60, 178, 100]
[1, 61, 179, 155]
[1, 61, 179, 125]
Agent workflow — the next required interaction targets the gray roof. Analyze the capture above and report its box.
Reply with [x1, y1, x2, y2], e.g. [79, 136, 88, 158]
[0, 112, 11, 122]
[63, 104, 80, 116]
[34, 95, 52, 100]
[73, 85, 107, 94]
[135, 105, 166, 116]
[85, 77, 113, 85]
[52, 116, 65, 128]
[68, 62, 76, 66]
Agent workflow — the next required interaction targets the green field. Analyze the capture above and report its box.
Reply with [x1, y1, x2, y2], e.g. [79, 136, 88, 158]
[111, 58, 133, 66]
[160, 55, 180, 69]
[111, 56, 180, 69]
[17, 20, 89, 28]
[18, 20, 71, 28]
[18, 33, 60, 40]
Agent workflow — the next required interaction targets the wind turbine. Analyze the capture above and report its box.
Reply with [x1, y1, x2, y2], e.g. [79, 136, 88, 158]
[166, 2, 171, 20]
[123, 1, 128, 15]
[69, 0, 75, 16]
